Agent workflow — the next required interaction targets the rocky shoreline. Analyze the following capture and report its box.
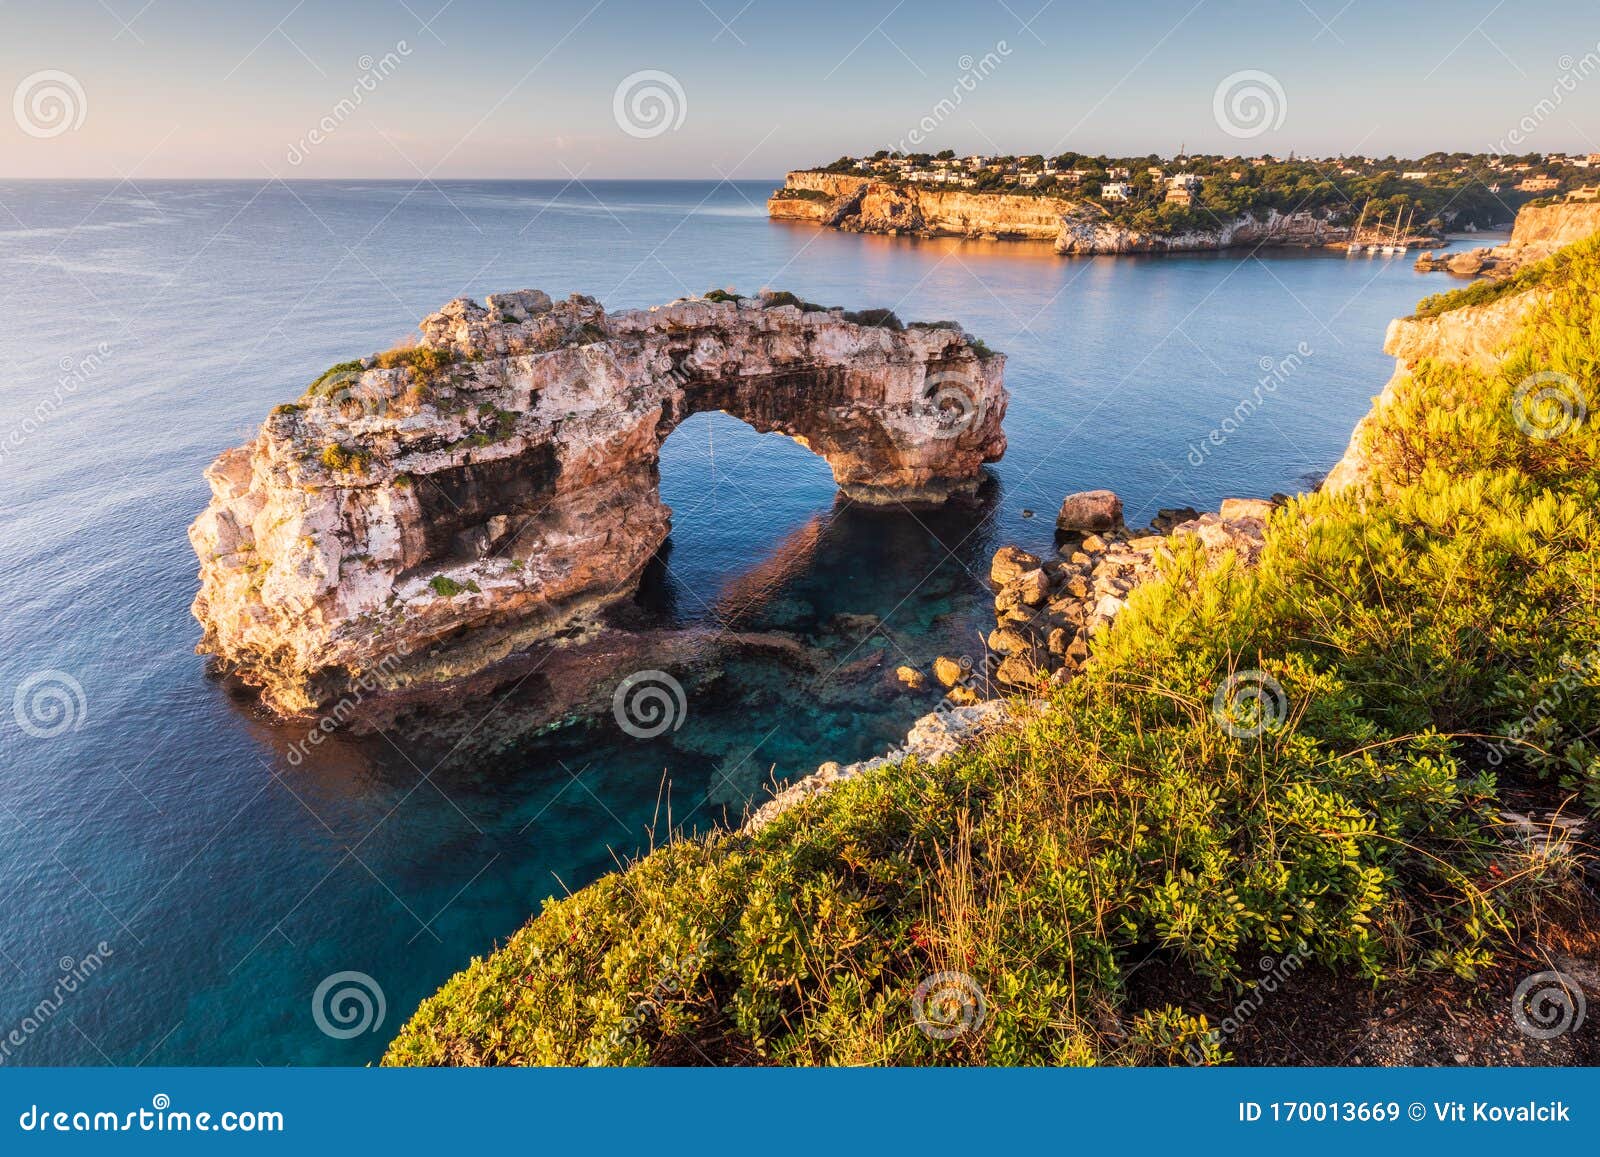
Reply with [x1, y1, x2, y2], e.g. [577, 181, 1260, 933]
[1413, 199, 1600, 281]
[744, 488, 1278, 831]
[770, 170, 1353, 254]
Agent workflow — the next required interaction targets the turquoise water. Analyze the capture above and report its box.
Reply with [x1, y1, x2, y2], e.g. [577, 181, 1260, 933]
[0, 180, 1469, 1064]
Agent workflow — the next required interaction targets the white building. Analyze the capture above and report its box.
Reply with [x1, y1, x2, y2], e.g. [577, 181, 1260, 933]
[1102, 182, 1134, 201]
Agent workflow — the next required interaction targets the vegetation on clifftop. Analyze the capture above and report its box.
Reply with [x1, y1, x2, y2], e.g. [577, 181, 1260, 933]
[385, 239, 1600, 1067]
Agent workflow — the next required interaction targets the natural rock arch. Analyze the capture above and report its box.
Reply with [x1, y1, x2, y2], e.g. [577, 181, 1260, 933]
[190, 289, 1007, 714]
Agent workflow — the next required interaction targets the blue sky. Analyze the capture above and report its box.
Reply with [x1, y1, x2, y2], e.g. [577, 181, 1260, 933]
[4, 0, 1599, 177]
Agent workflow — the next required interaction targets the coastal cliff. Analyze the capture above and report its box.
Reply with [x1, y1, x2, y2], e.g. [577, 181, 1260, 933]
[1510, 199, 1600, 249]
[769, 171, 1349, 253]
[189, 290, 1006, 715]
[770, 171, 1071, 241]
[1324, 286, 1545, 493]
[1416, 198, 1600, 279]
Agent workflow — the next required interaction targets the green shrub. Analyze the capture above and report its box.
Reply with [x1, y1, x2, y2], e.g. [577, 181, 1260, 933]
[374, 345, 457, 382]
[427, 575, 479, 598]
[841, 307, 904, 331]
[306, 360, 364, 396]
[319, 443, 369, 474]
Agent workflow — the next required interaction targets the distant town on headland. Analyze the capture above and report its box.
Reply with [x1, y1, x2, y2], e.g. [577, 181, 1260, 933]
[779, 149, 1600, 235]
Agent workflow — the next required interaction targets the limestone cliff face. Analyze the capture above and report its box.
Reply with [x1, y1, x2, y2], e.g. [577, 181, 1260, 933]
[1053, 207, 1344, 254]
[189, 290, 1007, 715]
[768, 171, 1348, 253]
[771, 172, 1069, 239]
[1509, 201, 1600, 250]
[1323, 287, 1543, 494]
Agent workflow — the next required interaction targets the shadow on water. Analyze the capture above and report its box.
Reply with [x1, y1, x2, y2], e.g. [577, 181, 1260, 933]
[229, 470, 1005, 821]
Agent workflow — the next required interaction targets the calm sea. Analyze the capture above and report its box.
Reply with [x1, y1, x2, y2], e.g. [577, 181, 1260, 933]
[0, 179, 1477, 1064]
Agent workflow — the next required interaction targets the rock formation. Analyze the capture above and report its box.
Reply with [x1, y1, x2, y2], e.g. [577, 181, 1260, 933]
[769, 171, 1351, 254]
[1323, 285, 1544, 494]
[1415, 199, 1600, 280]
[979, 497, 1274, 690]
[744, 491, 1276, 831]
[189, 289, 1007, 715]
[744, 700, 1011, 833]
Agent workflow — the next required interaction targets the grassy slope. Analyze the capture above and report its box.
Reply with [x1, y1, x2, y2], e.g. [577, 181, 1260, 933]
[385, 239, 1600, 1067]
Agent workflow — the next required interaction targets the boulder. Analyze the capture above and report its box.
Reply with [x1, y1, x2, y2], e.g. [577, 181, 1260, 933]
[1015, 568, 1051, 607]
[1151, 506, 1199, 533]
[994, 652, 1038, 687]
[990, 545, 1041, 585]
[933, 655, 967, 688]
[895, 665, 926, 690]
[1219, 497, 1276, 522]
[1056, 489, 1123, 533]
[987, 627, 1035, 656]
